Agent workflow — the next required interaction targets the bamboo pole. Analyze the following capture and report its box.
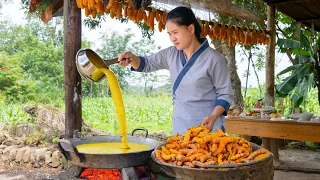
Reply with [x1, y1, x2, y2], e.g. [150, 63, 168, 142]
[64, 0, 82, 138]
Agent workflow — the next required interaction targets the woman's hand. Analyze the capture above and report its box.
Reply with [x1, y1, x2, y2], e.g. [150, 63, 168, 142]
[202, 114, 217, 131]
[118, 51, 136, 67]
[203, 106, 225, 131]
[118, 51, 141, 70]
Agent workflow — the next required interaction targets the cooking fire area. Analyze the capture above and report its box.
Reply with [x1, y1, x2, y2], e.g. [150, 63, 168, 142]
[57, 129, 165, 180]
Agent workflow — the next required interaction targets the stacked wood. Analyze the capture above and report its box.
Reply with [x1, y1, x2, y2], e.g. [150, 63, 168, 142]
[154, 124, 269, 168]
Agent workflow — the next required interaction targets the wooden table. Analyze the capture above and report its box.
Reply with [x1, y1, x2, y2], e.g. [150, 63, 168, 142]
[225, 117, 320, 161]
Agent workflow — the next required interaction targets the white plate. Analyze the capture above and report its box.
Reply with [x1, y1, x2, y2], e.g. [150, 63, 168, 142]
[252, 108, 274, 112]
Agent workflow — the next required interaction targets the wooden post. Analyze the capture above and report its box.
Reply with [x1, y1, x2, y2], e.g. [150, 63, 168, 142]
[266, 5, 276, 106]
[63, 0, 82, 138]
[263, 5, 279, 160]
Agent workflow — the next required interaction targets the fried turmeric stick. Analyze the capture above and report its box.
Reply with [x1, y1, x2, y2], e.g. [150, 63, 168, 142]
[161, 146, 170, 155]
[166, 143, 178, 149]
[179, 142, 188, 149]
[184, 162, 195, 168]
[247, 148, 268, 161]
[161, 153, 175, 161]
[214, 141, 225, 156]
[155, 150, 165, 162]
[183, 130, 191, 143]
[199, 154, 212, 163]
[169, 148, 181, 155]
[226, 143, 233, 155]
[228, 154, 241, 161]
[189, 153, 203, 161]
[186, 148, 208, 157]
[176, 154, 185, 161]
[187, 143, 197, 149]
[178, 149, 189, 155]
[217, 153, 223, 165]
[217, 128, 225, 137]
[166, 136, 182, 144]
[212, 143, 218, 153]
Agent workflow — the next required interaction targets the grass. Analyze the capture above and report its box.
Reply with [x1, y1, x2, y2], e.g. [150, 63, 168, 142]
[0, 103, 30, 125]
[82, 94, 173, 135]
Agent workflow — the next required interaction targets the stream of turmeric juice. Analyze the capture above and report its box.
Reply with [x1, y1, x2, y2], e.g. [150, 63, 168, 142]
[93, 68, 129, 149]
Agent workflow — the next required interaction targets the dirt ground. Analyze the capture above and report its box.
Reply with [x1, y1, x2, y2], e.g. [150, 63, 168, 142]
[0, 148, 320, 180]
[1, 168, 320, 180]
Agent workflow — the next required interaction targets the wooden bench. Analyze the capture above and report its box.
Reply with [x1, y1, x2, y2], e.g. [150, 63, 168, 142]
[225, 117, 320, 172]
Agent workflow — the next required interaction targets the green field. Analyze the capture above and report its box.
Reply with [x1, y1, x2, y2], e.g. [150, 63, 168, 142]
[82, 94, 173, 135]
[1, 88, 320, 136]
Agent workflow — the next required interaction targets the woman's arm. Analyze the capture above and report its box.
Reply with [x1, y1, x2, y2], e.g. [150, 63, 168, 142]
[202, 52, 233, 130]
[118, 47, 172, 72]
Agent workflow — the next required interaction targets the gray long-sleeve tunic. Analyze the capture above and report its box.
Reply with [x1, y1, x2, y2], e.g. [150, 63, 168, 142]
[132, 39, 233, 134]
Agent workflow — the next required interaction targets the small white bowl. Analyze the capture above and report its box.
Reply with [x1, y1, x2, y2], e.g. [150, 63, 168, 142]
[298, 112, 314, 121]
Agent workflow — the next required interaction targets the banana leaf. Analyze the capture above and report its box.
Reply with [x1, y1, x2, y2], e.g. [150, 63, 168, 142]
[277, 64, 301, 76]
[276, 66, 307, 96]
[291, 93, 303, 108]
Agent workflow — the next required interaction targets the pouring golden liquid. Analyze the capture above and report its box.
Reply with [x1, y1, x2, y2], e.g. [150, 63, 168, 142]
[77, 49, 148, 150]
[93, 68, 130, 149]
[80, 49, 129, 149]
[85, 69, 151, 152]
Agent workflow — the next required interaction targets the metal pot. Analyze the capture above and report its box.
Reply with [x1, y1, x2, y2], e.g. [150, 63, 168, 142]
[75, 48, 130, 82]
[58, 128, 159, 169]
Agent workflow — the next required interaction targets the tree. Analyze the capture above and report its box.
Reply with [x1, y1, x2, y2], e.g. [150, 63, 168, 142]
[0, 0, 11, 10]
[0, 17, 65, 103]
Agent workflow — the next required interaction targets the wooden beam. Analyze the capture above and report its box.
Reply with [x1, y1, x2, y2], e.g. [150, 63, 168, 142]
[225, 118, 320, 142]
[298, 17, 320, 23]
[64, 0, 82, 138]
[266, 0, 314, 6]
[265, 5, 276, 107]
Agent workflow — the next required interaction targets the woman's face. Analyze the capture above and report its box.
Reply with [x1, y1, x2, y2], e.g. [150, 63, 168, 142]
[166, 20, 194, 50]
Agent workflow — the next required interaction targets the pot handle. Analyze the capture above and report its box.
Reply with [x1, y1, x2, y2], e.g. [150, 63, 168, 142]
[58, 139, 85, 163]
[131, 128, 148, 138]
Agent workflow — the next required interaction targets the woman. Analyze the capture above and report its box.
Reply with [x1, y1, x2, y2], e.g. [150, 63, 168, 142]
[118, 6, 233, 134]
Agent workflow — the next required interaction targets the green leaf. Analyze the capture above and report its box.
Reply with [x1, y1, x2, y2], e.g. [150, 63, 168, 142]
[300, 31, 311, 50]
[294, 56, 303, 64]
[276, 74, 298, 96]
[295, 78, 308, 98]
[277, 39, 300, 49]
[277, 64, 302, 76]
[295, 66, 308, 79]
[291, 93, 304, 108]
[291, 49, 310, 56]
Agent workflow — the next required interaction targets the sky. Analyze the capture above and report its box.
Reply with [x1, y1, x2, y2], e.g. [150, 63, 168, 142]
[0, 1, 292, 88]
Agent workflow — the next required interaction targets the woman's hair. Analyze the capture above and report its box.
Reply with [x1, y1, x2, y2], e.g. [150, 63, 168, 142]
[166, 6, 201, 41]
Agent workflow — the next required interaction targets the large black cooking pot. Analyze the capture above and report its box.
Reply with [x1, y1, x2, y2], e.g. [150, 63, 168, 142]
[58, 128, 159, 169]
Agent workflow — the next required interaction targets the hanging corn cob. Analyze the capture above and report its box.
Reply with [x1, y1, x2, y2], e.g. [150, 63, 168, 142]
[74, 0, 270, 46]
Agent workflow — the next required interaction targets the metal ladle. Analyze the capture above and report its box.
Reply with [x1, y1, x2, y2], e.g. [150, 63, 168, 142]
[76, 48, 130, 82]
